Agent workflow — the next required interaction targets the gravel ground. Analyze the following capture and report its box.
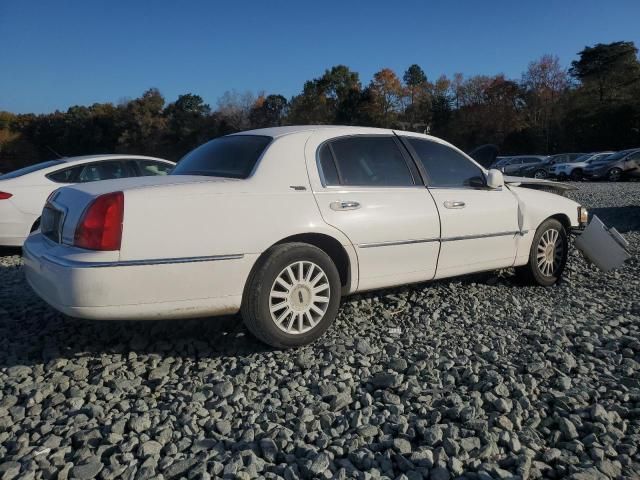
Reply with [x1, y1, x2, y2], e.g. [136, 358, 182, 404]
[1, 182, 639, 480]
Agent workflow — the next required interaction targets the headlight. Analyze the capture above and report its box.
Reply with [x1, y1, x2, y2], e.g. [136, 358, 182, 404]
[578, 206, 589, 225]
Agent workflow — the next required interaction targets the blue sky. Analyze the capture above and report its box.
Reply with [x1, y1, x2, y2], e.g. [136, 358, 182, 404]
[2, 0, 639, 113]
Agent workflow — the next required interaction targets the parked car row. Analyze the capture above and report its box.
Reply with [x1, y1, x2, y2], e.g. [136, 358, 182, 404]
[491, 149, 640, 181]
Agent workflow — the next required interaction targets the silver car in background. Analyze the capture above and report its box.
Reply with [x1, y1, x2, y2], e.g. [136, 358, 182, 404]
[500, 155, 548, 176]
[550, 152, 615, 180]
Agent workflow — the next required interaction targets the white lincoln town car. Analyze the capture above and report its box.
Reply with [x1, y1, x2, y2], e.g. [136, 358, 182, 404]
[24, 126, 595, 347]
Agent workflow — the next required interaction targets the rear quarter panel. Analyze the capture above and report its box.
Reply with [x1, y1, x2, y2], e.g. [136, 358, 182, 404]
[118, 134, 357, 282]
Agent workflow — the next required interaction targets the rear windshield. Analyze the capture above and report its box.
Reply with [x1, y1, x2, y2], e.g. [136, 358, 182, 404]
[172, 135, 272, 179]
[0, 160, 64, 180]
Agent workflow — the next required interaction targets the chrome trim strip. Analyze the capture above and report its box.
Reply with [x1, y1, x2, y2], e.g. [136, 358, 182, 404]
[358, 230, 528, 248]
[441, 231, 521, 242]
[358, 238, 439, 248]
[40, 253, 244, 269]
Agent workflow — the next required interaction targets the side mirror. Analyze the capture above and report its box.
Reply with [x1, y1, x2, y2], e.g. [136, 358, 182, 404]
[487, 169, 504, 189]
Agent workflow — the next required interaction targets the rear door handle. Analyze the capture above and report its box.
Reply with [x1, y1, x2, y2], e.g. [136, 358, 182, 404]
[330, 200, 361, 211]
[443, 200, 466, 209]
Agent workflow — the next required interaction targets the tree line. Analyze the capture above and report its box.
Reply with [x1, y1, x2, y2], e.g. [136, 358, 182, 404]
[1, 41, 639, 171]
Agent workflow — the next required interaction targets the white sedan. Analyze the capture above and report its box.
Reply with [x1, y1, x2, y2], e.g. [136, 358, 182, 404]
[0, 155, 174, 246]
[24, 126, 596, 347]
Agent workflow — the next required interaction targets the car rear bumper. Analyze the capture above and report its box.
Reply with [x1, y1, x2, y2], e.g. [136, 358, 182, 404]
[23, 234, 255, 320]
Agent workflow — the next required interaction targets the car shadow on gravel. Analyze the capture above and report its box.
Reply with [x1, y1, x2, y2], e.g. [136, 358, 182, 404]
[590, 205, 640, 233]
[0, 309, 275, 368]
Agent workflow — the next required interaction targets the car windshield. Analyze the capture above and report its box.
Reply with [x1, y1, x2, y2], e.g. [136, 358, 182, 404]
[0, 160, 65, 180]
[172, 135, 272, 179]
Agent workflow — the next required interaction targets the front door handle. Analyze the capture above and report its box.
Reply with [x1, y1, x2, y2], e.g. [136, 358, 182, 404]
[443, 200, 466, 209]
[330, 200, 361, 211]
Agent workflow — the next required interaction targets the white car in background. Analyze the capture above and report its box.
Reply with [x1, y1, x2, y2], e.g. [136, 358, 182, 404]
[0, 155, 174, 246]
[25, 126, 617, 348]
[550, 152, 615, 180]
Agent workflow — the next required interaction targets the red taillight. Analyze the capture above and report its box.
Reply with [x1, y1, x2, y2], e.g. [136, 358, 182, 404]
[0, 191, 12, 200]
[74, 192, 124, 251]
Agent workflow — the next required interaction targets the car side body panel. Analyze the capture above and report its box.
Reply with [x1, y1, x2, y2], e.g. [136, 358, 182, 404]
[304, 129, 441, 291]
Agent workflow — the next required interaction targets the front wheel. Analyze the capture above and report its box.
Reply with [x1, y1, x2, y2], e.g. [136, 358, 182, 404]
[533, 169, 547, 179]
[516, 219, 568, 286]
[570, 169, 583, 181]
[608, 167, 622, 182]
[241, 243, 341, 348]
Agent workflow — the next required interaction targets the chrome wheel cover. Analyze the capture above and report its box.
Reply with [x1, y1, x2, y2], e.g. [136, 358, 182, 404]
[536, 228, 563, 277]
[269, 261, 330, 334]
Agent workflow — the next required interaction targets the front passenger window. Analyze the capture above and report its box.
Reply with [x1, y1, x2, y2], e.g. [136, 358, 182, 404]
[406, 138, 484, 188]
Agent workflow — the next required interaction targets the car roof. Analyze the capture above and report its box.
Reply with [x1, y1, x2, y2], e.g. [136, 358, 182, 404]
[55, 154, 174, 167]
[234, 125, 395, 138]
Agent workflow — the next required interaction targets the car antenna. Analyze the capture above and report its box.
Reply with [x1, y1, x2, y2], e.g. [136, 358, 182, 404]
[46, 146, 65, 159]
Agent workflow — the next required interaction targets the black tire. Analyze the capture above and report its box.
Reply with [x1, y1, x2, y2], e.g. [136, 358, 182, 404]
[515, 218, 568, 286]
[570, 169, 583, 181]
[241, 242, 341, 348]
[30, 217, 41, 233]
[608, 167, 622, 182]
[533, 169, 547, 179]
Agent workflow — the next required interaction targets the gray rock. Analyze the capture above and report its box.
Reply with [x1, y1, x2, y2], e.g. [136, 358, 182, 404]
[70, 458, 103, 480]
[558, 417, 579, 440]
[138, 440, 163, 457]
[393, 438, 412, 455]
[164, 458, 198, 479]
[309, 452, 331, 476]
[212, 381, 233, 398]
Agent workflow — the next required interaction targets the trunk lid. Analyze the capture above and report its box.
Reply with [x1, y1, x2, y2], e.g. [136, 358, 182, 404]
[44, 175, 242, 246]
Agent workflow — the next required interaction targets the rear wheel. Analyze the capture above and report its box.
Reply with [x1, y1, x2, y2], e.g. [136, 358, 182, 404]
[516, 219, 568, 286]
[533, 169, 547, 179]
[241, 243, 341, 348]
[608, 167, 622, 182]
[570, 169, 583, 181]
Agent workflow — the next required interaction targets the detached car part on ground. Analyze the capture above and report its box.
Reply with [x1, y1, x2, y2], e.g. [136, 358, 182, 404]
[23, 126, 631, 348]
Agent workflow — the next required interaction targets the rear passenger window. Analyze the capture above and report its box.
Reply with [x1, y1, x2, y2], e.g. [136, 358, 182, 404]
[47, 166, 83, 183]
[319, 136, 415, 187]
[318, 144, 339, 185]
[406, 138, 484, 188]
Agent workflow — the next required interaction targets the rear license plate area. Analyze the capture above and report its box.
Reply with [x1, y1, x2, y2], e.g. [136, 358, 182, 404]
[41, 205, 63, 243]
